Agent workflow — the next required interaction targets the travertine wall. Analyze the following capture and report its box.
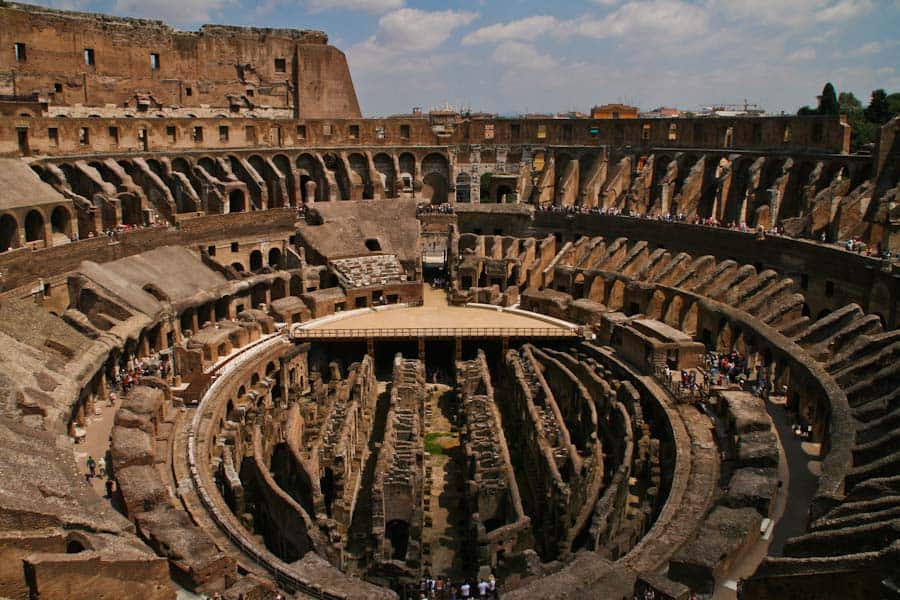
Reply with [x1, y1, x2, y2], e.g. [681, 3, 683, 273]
[0, 2, 360, 119]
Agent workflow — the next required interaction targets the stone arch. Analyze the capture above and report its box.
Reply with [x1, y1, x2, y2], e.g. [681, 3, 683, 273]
[398, 153, 416, 192]
[0, 213, 18, 251]
[606, 279, 626, 310]
[647, 289, 667, 320]
[422, 153, 449, 178]
[296, 153, 325, 203]
[272, 154, 295, 205]
[250, 250, 263, 271]
[663, 295, 684, 328]
[717, 320, 733, 352]
[172, 157, 191, 175]
[229, 190, 246, 213]
[495, 183, 514, 203]
[272, 278, 287, 300]
[322, 153, 350, 200]
[268, 247, 282, 268]
[422, 172, 448, 204]
[373, 153, 396, 198]
[681, 301, 698, 336]
[348, 153, 373, 199]
[50, 206, 72, 239]
[24, 209, 45, 243]
[197, 156, 218, 177]
[587, 277, 606, 303]
[249, 154, 278, 207]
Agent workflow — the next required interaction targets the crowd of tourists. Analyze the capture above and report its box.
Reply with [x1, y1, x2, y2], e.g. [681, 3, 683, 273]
[417, 203, 455, 215]
[411, 573, 499, 599]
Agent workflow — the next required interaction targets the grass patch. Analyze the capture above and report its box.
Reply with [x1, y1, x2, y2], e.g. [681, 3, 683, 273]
[425, 431, 456, 455]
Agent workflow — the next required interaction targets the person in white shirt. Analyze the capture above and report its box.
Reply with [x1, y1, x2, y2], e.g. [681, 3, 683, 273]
[460, 581, 470, 598]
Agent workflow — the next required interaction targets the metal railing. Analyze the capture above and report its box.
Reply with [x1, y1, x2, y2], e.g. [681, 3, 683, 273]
[292, 326, 579, 340]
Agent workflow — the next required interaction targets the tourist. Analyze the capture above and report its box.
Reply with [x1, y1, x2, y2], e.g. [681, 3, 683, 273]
[105, 478, 114, 498]
[488, 574, 497, 598]
[477, 578, 488, 597]
[460, 580, 470, 598]
[97, 456, 106, 478]
[86, 455, 96, 478]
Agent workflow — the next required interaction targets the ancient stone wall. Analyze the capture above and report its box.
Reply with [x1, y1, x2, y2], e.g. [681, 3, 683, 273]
[0, 2, 359, 118]
[456, 351, 531, 571]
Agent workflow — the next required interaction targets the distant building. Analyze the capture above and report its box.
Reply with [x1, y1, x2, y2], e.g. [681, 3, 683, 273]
[641, 107, 682, 119]
[590, 103, 639, 119]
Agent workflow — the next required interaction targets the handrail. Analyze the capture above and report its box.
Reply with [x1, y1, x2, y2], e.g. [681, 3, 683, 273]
[292, 327, 579, 339]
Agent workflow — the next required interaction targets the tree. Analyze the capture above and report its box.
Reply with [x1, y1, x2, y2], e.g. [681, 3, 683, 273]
[865, 89, 891, 124]
[818, 82, 840, 115]
[886, 93, 900, 118]
[838, 91, 862, 113]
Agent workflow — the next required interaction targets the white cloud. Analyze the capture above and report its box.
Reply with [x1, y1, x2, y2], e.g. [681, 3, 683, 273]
[112, 0, 233, 24]
[306, 0, 404, 14]
[572, 0, 710, 41]
[462, 15, 559, 46]
[491, 41, 558, 71]
[371, 8, 477, 52]
[708, 0, 874, 27]
[838, 40, 899, 58]
[787, 47, 817, 62]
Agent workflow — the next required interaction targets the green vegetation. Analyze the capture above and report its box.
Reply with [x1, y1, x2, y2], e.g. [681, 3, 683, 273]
[425, 431, 455, 455]
[801, 83, 899, 152]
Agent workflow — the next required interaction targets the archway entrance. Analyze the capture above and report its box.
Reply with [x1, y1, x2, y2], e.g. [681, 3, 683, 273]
[423, 172, 448, 204]
[229, 190, 246, 213]
[0, 214, 18, 251]
[24, 209, 44, 243]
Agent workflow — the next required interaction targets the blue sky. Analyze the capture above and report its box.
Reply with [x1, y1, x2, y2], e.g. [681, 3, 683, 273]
[32, 0, 900, 116]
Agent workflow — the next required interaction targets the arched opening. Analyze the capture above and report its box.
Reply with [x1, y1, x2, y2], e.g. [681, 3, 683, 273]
[231, 262, 245, 272]
[495, 184, 513, 203]
[0, 214, 19, 251]
[455, 172, 472, 203]
[296, 154, 325, 203]
[268, 247, 282, 268]
[24, 209, 44, 243]
[50, 205, 72, 239]
[647, 289, 666, 320]
[66, 539, 86, 554]
[398, 153, 416, 193]
[229, 190, 245, 213]
[273, 154, 295, 205]
[373, 153, 396, 198]
[323, 153, 350, 200]
[172, 157, 191, 175]
[422, 172, 448, 204]
[386, 519, 410, 560]
[348, 153, 372, 199]
[422, 153, 449, 204]
[272, 278, 287, 300]
[365, 238, 381, 251]
[250, 250, 263, 271]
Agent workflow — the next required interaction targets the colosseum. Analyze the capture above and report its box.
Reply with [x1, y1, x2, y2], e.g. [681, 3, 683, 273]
[0, 2, 898, 599]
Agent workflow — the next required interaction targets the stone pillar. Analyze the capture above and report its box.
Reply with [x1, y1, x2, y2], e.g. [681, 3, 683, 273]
[304, 180, 317, 204]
